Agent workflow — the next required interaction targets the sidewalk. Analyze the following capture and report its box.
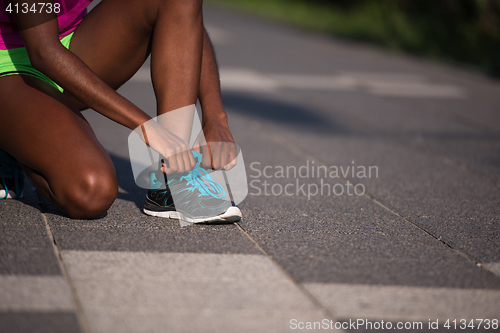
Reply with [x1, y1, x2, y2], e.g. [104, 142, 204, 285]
[1, 4, 500, 333]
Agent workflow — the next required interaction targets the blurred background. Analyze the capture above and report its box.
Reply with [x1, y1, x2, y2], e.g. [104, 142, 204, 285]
[209, 0, 500, 74]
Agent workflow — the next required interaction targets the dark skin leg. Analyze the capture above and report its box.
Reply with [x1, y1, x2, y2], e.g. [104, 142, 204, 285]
[68, 0, 236, 164]
[0, 0, 233, 218]
[68, 0, 203, 113]
[0, 75, 118, 219]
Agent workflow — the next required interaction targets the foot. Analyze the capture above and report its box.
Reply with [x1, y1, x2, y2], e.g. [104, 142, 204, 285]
[143, 151, 242, 223]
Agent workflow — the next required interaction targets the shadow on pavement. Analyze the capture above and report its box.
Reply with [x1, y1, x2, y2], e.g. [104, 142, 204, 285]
[109, 154, 147, 210]
[222, 91, 350, 135]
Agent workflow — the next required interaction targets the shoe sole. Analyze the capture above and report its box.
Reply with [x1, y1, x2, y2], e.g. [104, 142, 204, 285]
[0, 190, 20, 199]
[143, 206, 242, 224]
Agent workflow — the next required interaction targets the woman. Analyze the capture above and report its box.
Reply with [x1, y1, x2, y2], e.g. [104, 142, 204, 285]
[0, 0, 241, 222]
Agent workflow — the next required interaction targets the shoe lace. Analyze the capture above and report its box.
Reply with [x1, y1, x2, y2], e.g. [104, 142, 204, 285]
[170, 151, 226, 199]
[0, 149, 24, 200]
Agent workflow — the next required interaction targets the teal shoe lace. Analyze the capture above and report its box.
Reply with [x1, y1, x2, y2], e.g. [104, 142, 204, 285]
[0, 149, 24, 200]
[179, 151, 226, 199]
[155, 151, 226, 199]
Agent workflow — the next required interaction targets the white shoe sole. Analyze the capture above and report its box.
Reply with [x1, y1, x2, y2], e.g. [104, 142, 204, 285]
[143, 206, 242, 224]
[0, 190, 18, 199]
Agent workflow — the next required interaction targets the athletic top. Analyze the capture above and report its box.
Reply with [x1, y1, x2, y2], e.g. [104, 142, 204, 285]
[0, 0, 92, 49]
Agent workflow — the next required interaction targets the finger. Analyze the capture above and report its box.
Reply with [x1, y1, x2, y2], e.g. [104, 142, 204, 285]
[161, 159, 168, 174]
[187, 149, 196, 168]
[181, 148, 193, 173]
[226, 143, 238, 170]
[192, 142, 201, 154]
[175, 150, 188, 173]
[210, 142, 222, 170]
[161, 145, 176, 161]
[220, 143, 231, 170]
[164, 155, 179, 175]
[192, 130, 205, 155]
[201, 143, 212, 169]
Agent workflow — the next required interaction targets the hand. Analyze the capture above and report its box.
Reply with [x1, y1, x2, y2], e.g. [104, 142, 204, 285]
[136, 120, 196, 174]
[192, 120, 238, 170]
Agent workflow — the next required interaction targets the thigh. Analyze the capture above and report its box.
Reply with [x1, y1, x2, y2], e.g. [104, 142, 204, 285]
[68, 0, 159, 90]
[0, 75, 115, 198]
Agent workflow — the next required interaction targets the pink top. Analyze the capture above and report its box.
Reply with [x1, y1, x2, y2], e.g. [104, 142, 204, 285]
[0, 0, 93, 49]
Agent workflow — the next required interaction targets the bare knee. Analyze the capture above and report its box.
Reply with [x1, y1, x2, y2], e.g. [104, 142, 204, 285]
[63, 168, 118, 219]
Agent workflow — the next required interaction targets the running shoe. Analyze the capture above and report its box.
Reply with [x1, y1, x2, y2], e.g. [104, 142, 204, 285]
[0, 149, 24, 200]
[143, 151, 242, 223]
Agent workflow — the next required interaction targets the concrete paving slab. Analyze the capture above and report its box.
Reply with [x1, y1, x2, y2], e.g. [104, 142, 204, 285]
[63, 251, 273, 281]
[62, 251, 328, 333]
[269, 255, 500, 289]
[484, 263, 500, 277]
[0, 276, 73, 311]
[0, 312, 81, 333]
[305, 282, 500, 321]
[0, 184, 60, 275]
[46, 210, 259, 254]
[239, 195, 423, 236]
[73, 278, 311, 311]
[84, 308, 329, 333]
[250, 115, 500, 263]
[248, 231, 455, 262]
